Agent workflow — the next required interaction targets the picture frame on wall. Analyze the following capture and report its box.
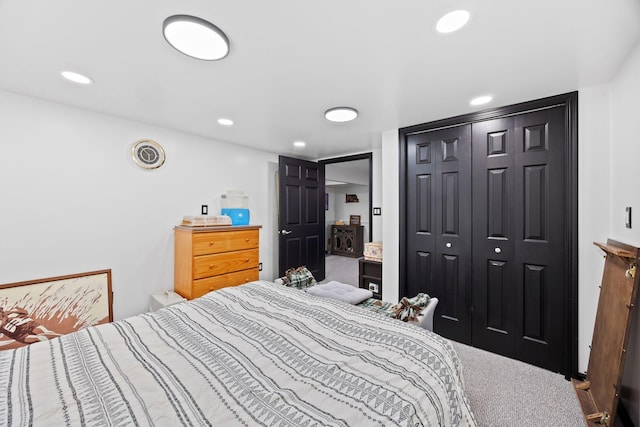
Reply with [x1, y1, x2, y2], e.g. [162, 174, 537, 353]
[349, 215, 361, 225]
[345, 194, 359, 203]
[0, 269, 113, 350]
[325, 193, 328, 210]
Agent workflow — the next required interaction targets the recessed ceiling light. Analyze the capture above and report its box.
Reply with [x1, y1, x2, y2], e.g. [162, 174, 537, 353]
[293, 141, 306, 148]
[470, 95, 493, 106]
[61, 71, 92, 84]
[436, 10, 470, 33]
[217, 118, 234, 126]
[163, 15, 229, 61]
[324, 107, 358, 123]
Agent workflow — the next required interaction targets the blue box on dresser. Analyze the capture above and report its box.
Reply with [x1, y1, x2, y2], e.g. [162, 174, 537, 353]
[221, 208, 250, 225]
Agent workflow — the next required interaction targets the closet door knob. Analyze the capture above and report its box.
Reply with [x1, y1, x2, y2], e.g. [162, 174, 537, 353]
[445, 242, 452, 248]
[494, 247, 502, 254]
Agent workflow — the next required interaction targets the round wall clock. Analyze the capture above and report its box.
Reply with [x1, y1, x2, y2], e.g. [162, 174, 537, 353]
[132, 139, 165, 169]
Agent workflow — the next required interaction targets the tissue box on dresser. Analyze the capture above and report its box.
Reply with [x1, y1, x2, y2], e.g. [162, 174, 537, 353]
[364, 241, 382, 262]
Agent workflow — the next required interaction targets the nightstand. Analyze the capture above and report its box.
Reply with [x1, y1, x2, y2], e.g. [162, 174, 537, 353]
[359, 258, 382, 299]
[149, 291, 186, 312]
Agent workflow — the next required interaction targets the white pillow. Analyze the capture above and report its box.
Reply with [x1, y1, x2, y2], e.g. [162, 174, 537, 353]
[306, 281, 373, 305]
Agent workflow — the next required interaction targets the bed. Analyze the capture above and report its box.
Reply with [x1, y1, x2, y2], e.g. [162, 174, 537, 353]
[0, 281, 476, 426]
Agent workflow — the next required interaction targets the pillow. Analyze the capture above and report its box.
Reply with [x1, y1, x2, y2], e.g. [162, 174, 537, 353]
[307, 281, 373, 305]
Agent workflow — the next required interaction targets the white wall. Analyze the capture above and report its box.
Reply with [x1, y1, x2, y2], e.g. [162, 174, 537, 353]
[0, 90, 279, 320]
[323, 150, 383, 248]
[325, 161, 369, 186]
[332, 184, 369, 241]
[371, 150, 383, 242]
[609, 40, 640, 425]
[381, 130, 400, 303]
[577, 84, 612, 373]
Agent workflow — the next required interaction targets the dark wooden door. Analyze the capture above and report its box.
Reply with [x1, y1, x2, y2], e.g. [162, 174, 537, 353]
[405, 124, 472, 343]
[278, 156, 326, 281]
[471, 106, 566, 372]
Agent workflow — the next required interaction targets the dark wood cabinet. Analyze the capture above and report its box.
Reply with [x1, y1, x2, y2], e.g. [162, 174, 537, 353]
[331, 225, 364, 257]
[359, 258, 382, 299]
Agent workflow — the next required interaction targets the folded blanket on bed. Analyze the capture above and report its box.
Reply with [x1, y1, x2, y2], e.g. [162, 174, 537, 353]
[306, 281, 373, 304]
[391, 293, 431, 321]
[279, 266, 317, 289]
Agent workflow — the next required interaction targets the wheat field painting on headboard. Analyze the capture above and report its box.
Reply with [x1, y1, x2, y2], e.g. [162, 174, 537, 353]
[0, 269, 112, 350]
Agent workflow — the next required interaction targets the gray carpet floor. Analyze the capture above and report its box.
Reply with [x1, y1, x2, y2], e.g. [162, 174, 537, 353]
[321, 255, 359, 286]
[323, 254, 587, 426]
[452, 341, 584, 426]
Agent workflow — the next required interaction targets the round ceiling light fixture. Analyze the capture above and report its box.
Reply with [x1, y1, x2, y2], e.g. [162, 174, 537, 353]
[217, 118, 234, 126]
[470, 95, 493, 106]
[163, 15, 230, 61]
[436, 10, 470, 34]
[324, 107, 358, 123]
[293, 141, 306, 148]
[61, 71, 92, 84]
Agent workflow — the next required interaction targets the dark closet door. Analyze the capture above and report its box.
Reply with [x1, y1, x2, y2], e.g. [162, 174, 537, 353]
[471, 106, 566, 372]
[406, 125, 472, 343]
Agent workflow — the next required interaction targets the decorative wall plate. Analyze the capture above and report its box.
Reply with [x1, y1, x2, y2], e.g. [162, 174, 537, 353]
[132, 139, 165, 169]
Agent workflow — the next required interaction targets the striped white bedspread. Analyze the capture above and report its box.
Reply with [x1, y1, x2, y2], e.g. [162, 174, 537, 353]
[0, 281, 476, 426]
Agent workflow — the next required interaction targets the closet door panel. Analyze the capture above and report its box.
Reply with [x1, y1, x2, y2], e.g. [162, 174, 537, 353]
[406, 125, 472, 343]
[472, 117, 518, 356]
[513, 107, 566, 372]
[406, 137, 436, 298]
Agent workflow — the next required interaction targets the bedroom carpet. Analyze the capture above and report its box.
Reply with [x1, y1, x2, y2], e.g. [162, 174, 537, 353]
[321, 254, 360, 286]
[323, 254, 588, 427]
[452, 341, 585, 426]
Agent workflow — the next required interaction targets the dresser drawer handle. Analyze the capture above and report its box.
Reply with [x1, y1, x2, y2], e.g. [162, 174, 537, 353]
[209, 264, 214, 268]
[245, 258, 250, 262]
[245, 238, 250, 242]
[209, 241, 215, 246]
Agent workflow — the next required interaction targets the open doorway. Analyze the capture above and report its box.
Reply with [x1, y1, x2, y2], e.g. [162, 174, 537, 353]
[320, 153, 372, 286]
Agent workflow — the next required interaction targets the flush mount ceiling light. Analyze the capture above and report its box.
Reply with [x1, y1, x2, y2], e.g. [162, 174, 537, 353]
[324, 107, 358, 123]
[163, 15, 229, 60]
[293, 141, 306, 148]
[436, 10, 470, 33]
[217, 118, 234, 126]
[470, 95, 493, 106]
[61, 71, 92, 84]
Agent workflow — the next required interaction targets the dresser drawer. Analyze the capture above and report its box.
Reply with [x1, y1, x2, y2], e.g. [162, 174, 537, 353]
[192, 230, 259, 256]
[192, 269, 259, 298]
[193, 249, 259, 279]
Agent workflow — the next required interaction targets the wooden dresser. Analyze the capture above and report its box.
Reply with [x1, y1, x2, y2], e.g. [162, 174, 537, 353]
[174, 225, 261, 300]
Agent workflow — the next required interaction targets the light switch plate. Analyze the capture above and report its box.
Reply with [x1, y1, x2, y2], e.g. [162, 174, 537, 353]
[626, 207, 632, 229]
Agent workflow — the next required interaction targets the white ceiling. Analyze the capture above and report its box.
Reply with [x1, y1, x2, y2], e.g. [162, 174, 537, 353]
[1, 1, 639, 159]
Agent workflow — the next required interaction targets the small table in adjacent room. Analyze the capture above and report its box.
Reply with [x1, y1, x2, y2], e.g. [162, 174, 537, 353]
[359, 258, 382, 299]
[331, 225, 364, 257]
